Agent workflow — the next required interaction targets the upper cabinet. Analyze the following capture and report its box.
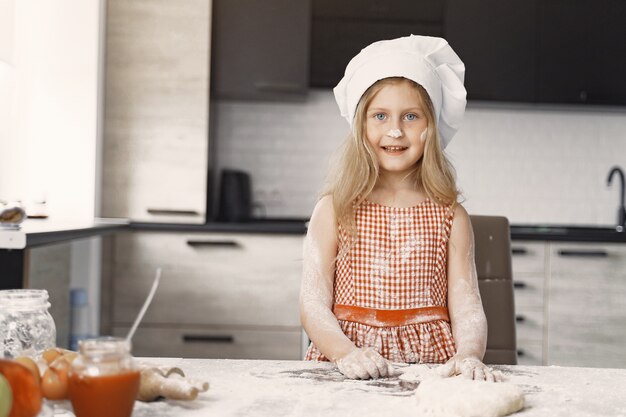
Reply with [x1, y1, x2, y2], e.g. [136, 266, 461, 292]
[445, 0, 536, 102]
[448, 0, 626, 105]
[310, 0, 626, 106]
[310, 0, 444, 88]
[536, 0, 626, 105]
[102, 0, 211, 223]
[210, 0, 311, 101]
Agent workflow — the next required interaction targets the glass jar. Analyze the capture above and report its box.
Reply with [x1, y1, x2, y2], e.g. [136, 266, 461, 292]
[68, 337, 140, 417]
[0, 289, 56, 358]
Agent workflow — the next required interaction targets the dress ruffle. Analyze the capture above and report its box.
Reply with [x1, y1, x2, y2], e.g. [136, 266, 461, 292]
[305, 318, 456, 363]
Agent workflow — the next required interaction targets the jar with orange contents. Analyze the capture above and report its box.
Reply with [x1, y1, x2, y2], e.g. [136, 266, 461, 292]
[68, 337, 140, 417]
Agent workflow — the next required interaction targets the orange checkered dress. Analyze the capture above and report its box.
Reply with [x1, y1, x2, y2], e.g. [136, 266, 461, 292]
[305, 198, 457, 363]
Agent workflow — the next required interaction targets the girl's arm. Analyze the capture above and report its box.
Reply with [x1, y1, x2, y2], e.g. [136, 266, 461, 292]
[300, 196, 392, 379]
[441, 204, 504, 382]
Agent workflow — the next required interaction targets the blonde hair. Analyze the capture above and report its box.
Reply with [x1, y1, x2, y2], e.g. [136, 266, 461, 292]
[323, 77, 460, 242]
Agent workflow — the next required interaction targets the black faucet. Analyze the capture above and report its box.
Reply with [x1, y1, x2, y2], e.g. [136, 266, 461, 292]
[607, 166, 626, 232]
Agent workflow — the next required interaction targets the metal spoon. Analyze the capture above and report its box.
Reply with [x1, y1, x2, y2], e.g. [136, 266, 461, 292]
[126, 267, 162, 343]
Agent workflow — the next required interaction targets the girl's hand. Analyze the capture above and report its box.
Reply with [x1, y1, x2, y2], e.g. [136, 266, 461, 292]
[436, 356, 505, 382]
[335, 347, 395, 380]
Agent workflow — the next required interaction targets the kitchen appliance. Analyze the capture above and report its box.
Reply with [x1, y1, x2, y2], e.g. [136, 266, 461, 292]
[217, 169, 253, 222]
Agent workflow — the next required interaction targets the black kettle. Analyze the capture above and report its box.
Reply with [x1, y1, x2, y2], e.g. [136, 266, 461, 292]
[217, 169, 253, 222]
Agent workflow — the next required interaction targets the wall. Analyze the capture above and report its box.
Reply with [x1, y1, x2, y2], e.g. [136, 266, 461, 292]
[215, 90, 626, 226]
[0, 0, 15, 202]
[0, 0, 101, 222]
[0, 0, 104, 339]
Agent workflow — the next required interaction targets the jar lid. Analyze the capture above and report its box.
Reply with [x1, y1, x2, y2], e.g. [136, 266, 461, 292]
[0, 289, 51, 310]
[79, 337, 132, 360]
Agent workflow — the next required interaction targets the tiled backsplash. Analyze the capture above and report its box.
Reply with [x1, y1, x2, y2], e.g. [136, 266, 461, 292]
[214, 90, 626, 226]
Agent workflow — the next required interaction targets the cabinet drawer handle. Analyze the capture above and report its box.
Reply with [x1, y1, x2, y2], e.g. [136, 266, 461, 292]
[513, 281, 527, 289]
[182, 335, 234, 344]
[517, 349, 525, 357]
[186, 240, 241, 248]
[515, 315, 525, 323]
[254, 81, 304, 94]
[557, 249, 608, 258]
[147, 208, 200, 216]
[511, 247, 528, 255]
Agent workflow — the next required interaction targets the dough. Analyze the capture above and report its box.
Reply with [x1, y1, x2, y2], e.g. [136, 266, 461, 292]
[414, 376, 524, 417]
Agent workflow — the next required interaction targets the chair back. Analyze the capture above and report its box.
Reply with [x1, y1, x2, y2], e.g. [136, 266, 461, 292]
[470, 215, 517, 365]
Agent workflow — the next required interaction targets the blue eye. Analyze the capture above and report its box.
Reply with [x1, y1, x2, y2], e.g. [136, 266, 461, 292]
[404, 113, 417, 121]
[375, 113, 386, 121]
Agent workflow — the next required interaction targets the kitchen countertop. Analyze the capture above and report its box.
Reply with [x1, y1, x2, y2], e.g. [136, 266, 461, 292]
[129, 218, 309, 235]
[0, 218, 308, 250]
[3, 218, 626, 251]
[47, 359, 626, 417]
[0, 218, 129, 249]
[132, 221, 626, 242]
[510, 224, 626, 243]
[129, 219, 626, 242]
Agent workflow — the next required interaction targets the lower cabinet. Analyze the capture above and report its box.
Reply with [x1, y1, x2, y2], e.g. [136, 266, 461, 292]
[511, 240, 626, 368]
[108, 232, 626, 366]
[547, 242, 626, 368]
[510, 241, 546, 366]
[27, 243, 72, 349]
[112, 326, 302, 360]
[108, 231, 304, 359]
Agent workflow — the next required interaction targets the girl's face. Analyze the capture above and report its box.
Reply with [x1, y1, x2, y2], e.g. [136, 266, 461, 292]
[365, 82, 429, 176]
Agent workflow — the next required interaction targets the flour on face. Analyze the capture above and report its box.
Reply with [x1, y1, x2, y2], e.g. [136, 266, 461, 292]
[386, 128, 403, 138]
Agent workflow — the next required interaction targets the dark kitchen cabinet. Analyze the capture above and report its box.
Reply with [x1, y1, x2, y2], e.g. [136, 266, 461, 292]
[446, 0, 626, 105]
[211, 0, 311, 100]
[310, 0, 444, 87]
[309, 0, 626, 106]
[445, 0, 536, 102]
[536, 0, 626, 105]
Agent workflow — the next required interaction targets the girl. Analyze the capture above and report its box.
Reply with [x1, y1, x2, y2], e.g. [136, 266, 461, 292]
[300, 35, 502, 382]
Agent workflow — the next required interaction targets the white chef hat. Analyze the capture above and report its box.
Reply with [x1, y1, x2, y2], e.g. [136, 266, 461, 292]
[334, 35, 467, 148]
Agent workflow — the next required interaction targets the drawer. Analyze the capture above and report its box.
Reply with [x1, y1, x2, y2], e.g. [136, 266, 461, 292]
[550, 242, 626, 278]
[549, 273, 626, 319]
[113, 232, 304, 270]
[548, 341, 626, 369]
[112, 232, 304, 327]
[113, 325, 302, 360]
[548, 273, 626, 368]
[516, 339, 543, 366]
[511, 241, 545, 275]
[512, 274, 544, 309]
[514, 307, 543, 342]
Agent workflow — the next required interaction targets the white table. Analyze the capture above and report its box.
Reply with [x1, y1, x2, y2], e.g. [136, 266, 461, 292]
[48, 358, 626, 417]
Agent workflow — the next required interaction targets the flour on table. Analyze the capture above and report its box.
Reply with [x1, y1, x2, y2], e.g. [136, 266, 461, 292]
[400, 365, 524, 417]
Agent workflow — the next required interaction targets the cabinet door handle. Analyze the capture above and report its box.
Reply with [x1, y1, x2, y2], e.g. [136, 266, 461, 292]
[517, 349, 525, 357]
[186, 240, 241, 248]
[182, 335, 234, 344]
[254, 81, 304, 94]
[511, 247, 528, 255]
[515, 315, 525, 323]
[513, 281, 527, 289]
[147, 208, 200, 216]
[557, 249, 608, 258]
